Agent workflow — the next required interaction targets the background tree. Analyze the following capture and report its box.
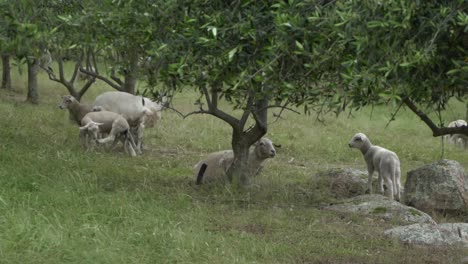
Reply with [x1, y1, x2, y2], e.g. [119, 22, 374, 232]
[2, 0, 54, 104]
[75, 1, 165, 95]
[40, 2, 98, 101]
[152, 0, 346, 185]
[327, 0, 468, 136]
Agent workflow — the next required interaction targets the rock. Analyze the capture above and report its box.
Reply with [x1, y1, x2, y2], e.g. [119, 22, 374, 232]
[324, 194, 435, 225]
[404, 159, 468, 213]
[384, 223, 468, 247]
[316, 168, 369, 198]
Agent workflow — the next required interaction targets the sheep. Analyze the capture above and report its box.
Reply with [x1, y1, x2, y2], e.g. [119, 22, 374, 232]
[348, 133, 401, 201]
[444, 119, 467, 149]
[193, 137, 277, 184]
[59, 95, 92, 126]
[79, 111, 137, 157]
[93, 91, 162, 153]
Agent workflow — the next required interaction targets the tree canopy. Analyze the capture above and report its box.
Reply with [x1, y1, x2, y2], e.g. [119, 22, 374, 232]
[0, 0, 466, 183]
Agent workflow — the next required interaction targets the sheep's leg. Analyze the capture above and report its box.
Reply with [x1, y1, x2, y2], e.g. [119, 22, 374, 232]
[378, 173, 384, 195]
[394, 167, 401, 201]
[124, 138, 137, 157]
[383, 175, 394, 200]
[126, 130, 138, 150]
[366, 166, 374, 194]
[135, 123, 145, 155]
[98, 134, 116, 144]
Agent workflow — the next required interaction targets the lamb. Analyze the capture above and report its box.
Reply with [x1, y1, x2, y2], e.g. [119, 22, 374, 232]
[79, 111, 137, 157]
[93, 91, 162, 153]
[348, 133, 401, 201]
[193, 137, 277, 184]
[444, 119, 467, 149]
[59, 95, 92, 125]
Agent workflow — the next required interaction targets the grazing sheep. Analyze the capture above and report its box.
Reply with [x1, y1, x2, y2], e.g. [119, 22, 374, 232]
[444, 119, 467, 149]
[348, 133, 401, 201]
[59, 95, 92, 125]
[79, 111, 137, 157]
[93, 91, 162, 153]
[193, 137, 277, 184]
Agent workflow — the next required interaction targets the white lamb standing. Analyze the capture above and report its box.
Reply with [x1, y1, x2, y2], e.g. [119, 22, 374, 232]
[193, 138, 277, 184]
[79, 111, 137, 157]
[348, 133, 401, 201]
[93, 91, 162, 154]
[444, 119, 467, 149]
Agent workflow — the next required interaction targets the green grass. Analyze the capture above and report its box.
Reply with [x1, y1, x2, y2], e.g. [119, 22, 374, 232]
[0, 68, 467, 263]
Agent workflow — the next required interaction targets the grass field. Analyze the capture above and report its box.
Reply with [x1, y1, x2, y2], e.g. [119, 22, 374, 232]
[0, 69, 467, 263]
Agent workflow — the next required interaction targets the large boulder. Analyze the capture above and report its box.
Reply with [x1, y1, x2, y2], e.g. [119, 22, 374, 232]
[384, 223, 468, 247]
[315, 168, 368, 198]
[324, 194, 435, 225]
[404, 159, 468, 213]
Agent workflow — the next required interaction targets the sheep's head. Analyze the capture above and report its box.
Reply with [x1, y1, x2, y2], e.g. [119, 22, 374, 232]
[254, 138, 276, 160]
[141, 107, 161, 128]
[79, 121, 103, 140]
[59, 95, 78, 109]
[348, 133, 369, 149]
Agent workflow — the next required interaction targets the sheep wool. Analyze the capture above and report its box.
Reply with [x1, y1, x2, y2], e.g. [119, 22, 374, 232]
[193, 138, 277, 184]
[348, 133, 401, 201]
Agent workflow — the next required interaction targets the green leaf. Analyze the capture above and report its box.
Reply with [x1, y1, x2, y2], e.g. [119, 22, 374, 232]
[228, 47, 237, 62]
[295, 40, 304, 50]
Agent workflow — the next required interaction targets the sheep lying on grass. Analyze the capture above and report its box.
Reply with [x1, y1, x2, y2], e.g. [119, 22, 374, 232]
[79, 111, 137, 157]
[445, 119, 467, 149]
[59, 95, 92, 125]
[348, 133, 401, 201]
[193, 138, 277, 184]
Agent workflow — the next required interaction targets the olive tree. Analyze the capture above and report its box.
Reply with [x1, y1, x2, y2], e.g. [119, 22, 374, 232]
[151, 0, 345, 185]
[328, 0, 468, 136]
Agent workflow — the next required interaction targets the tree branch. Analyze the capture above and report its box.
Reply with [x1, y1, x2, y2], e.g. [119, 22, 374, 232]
[403, 97, 468, 137]
[80, 68, 123, 91]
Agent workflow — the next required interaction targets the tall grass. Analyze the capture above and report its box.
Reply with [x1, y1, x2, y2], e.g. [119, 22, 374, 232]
[0, 68, 466, 263]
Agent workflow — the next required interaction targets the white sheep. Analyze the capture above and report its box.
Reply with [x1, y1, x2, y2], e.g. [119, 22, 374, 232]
[444, 119, 467, 149]
[348, 133, 401, 201]
[93, 91, 162, 153]
[59, 95, 92, 126]
[79, 111, 137, 157]
[193, 137, 277, 184]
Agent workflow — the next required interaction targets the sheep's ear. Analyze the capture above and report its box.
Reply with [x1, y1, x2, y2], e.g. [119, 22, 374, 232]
[273, 143, 281, 148]
[79, 124, 89, 130]
[95, 122, 104, 126]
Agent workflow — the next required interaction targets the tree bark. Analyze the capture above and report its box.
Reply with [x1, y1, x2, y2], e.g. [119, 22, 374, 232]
[122, 55, 139, 94]
[123, 73, 137, 95]
[227, 131, 252, 186]
[403, 97, 468, 136]
[1, 53, 11, 90]
[26, 58, 40, 104]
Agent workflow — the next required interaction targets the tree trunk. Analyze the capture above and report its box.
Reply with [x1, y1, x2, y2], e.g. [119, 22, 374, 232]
[123, 73, 137, 95]
[26, 58, 40, 104]
[1, 53, 11, 90]
[227, 133, 251, 186]
[122, 54, 139, 94]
